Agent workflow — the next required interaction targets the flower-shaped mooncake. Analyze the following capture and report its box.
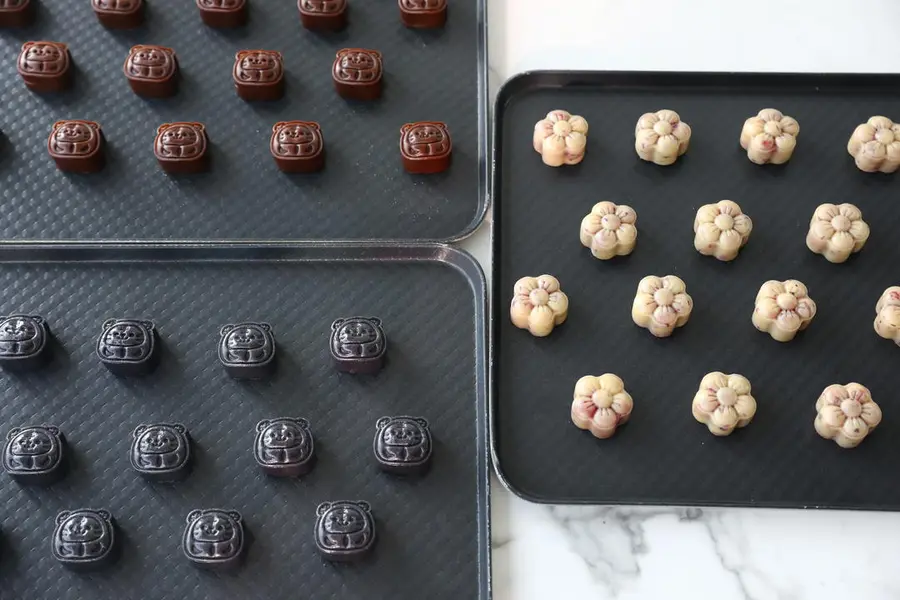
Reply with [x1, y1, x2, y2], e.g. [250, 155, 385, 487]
[739, 108, 800, 165]
[814, 383, 882, 448]
[693, 200, 753, 261]
[847, 117, 900, 173]
[805, 203, 869, 264]
[692, 372, 757, 436]
[631, 275, 693, 338]
[751, 280, 816, 342]
[847, 116, 900, 173]
[579, 201, 638, 260]
[533, 110, 588, 167]
[874, 286, 900, 345]
[510, 274, 569, 337]
[634, 109, 691, 166]
[571, 374, 634, 439]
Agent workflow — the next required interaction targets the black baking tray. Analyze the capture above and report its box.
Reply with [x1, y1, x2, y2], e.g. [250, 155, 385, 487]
[491, 70, 900, 509]
[0, 244, 490, 600]
[0, 0, 487, 243]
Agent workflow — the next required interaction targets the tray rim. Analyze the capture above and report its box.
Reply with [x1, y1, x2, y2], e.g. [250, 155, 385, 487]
[488, 68, 900, 509]
[0, 241, 492, 598]
[0, 0, 490, 246]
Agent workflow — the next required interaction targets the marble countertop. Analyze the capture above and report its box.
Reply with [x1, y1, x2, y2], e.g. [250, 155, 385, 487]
[463, 1, 900, 598]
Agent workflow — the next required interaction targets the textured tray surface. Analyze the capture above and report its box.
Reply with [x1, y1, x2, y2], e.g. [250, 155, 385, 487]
[0, 0, 485, 242]
[0, 249, 488, 599]
[493, 71, 900, 509]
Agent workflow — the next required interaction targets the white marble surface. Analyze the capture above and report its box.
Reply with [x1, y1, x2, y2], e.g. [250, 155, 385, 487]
[463, 1, 900, 598]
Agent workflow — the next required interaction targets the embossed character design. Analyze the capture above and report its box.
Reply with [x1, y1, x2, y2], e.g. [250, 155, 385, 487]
[314, 501, 376, 561]
[52, 509, 117, 570]
[183, 509, 245, 570]
[254, 418, 316, 477]
[131, 423, 191, 481]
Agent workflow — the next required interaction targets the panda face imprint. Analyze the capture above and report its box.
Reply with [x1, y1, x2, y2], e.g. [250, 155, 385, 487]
[51, 122, 98, 156]
[382, 420, 423, 447]
[21, 43, 66, 73]
[192, 514, 235, 543]
[338, 320, 377, 345]
[0, 317, 37, 343]
[162, 126, 198, 147]
[226, 327, 265, 350]
[325, 506, 365, 535]
[263, 423, 302, 449]
[62, 515, 105, 544]
[139, 428, 179, 454]
[236, 52, 282, 82]
[11, 429, 53, 455]
[104, 323, 145, 347]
